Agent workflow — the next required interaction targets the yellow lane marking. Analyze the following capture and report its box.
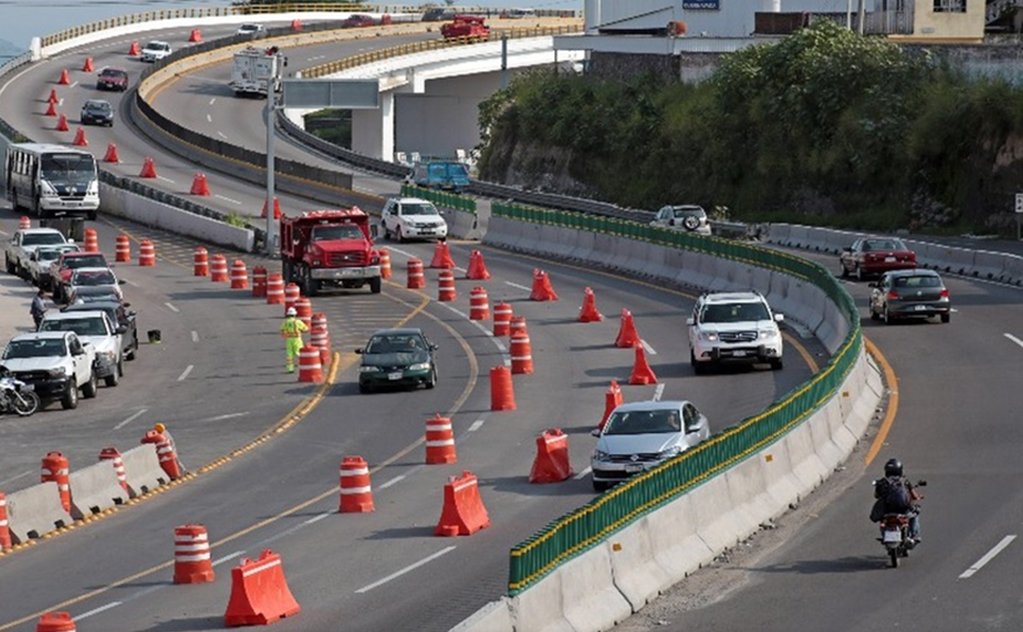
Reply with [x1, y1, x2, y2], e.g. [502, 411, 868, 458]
[783, 331, 819, 373]
[863, 336, 898, 466]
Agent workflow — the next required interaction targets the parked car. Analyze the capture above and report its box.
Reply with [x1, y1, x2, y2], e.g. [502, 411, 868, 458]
[839, 237, 917, 280]
[342, 14, 378, 28]
[422, 7, 456, 21]
[869, 269, 951, 324]
[5, 228, 70, 279]
[1, 331, 97, 409]
[27, 244, 80, 289]
[687, 291, 784, 373]
[590, 400, 711, 491]
[381, 197, 448, 242]
[67, 286, 124, 305]
[65, 267, 123, 304]
[39, 310, 125, 386]
[96, 67, 129, 91]
[236, 23, 265, 36]
[356, 328, 437, 393]
[80, 99, 114, 126]
[651, 204, 712, 235]
[62, 300, 138, 360]
[140, 40, 172, 62]
[407, 159, 470, 193]
[51, 251, 108, 300]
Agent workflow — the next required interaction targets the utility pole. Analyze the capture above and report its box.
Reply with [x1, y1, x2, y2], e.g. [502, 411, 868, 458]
[500, 33, 509, 89]
[265, 70, 279, 256]
[857, 0, 866, 34]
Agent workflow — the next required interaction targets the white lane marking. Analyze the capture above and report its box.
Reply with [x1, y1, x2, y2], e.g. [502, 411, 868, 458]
[214, 194, 242, 205]
[257, 512, 330, 546]
[307, 55, 326, 61]
[454, 266, 467, 274]
[303, 512, 330, 526]
[176, 365, 194, 382]
[156, 175, 175, 184]
[379, 474, 406, 490]
[1005, 333, 1023, 350]
[69, 81, 79, 89]
[494, 340, 507, 353]
[468, 419, 485, 432]
[113, 408, 148, 430]
[201, 412, 249, 422]
[384, 245, 415, 258]
[441, 304, 468, 319]
[206, 113, 212, 123]
[505, 281, 531, 292]
[641, 339, 657, 355]
[574, 466, 592, 480]
[164, 302, 179, 312]
[212, 551, 245, 567]
[217, 131, 228, 139]
[355, 546, 457, 594]
[74, 601, 121, 621]
[959, 535, 1016, 579]
[0, 470, 33, 487]
[191, 330, 199, 343]
[209, 98, 216, 106]
[0, 229, 8, 236]
[652, 384, 665, 401]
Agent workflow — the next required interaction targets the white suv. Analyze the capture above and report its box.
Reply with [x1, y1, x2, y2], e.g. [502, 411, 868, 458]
[140, 40, 172, 62]
[651, 205, 712, 235]
[381, 197, 449, 242]
[687, 291, 784, 374]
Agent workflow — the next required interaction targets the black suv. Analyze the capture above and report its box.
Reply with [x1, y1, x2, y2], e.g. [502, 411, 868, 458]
[81, 99, 114, 126]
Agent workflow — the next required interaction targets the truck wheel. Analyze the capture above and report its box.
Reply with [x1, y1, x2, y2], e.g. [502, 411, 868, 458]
[62, 380, 79, 410]
[304, 266, 319, 297]
[105, 360, 121, 387]
[282, 260, 293, 284]
[82, 372, 98, 398]
[369, 276, 382, 294]
[4, 254, 13, 274]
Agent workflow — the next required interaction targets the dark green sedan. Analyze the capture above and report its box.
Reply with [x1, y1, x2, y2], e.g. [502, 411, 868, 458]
[356, 328, 437, 393]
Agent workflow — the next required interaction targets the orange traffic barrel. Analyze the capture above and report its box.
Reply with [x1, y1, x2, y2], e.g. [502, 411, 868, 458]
[510, 329, 534, 375]
[229, 259, 249, 289]
[193, 247, 209, 276]
[407, 257, 425, 289]
[115, 234, 131, 262]
[469, 286, 490, 320]
[173, 524, 214, 584]
[379, 247, 392, 279]
[338, 456, 374, 513]
[437, 269, 456, 302]
[493, 302, 512, 336]
[266, 273, 285, 304]
[251, 266, 267, 297]
[425, 414, 457, 464]
[138, 239, 156, 266]
[40, 451, 71, 512]
[83, 228, 99, 253]
[209, 254, 228, 282]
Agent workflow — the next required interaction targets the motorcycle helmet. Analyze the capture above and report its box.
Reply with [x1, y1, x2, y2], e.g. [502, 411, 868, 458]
[884, 458, 903, 477]
[286, 307, 297, 317]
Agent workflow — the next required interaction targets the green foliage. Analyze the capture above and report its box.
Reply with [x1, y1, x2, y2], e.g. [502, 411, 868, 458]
[223, 212, 248, 228]
[304, 108, 352, 149]
[477, 21, 1023, 234]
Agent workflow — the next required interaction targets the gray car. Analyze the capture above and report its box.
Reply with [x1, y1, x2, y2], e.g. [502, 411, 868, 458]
[590, 400, 711, 491]
[868, 268, 951, 324]
[651, 205, 712, 235]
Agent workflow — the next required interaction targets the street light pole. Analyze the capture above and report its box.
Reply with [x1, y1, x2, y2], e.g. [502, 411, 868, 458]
[265, 73, 277, 256]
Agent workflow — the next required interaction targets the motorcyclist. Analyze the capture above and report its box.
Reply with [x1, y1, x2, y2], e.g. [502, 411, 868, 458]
[872, 458, 922, 543]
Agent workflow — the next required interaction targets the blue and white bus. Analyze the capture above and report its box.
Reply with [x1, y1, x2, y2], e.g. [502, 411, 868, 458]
[3, 143, 99, 220]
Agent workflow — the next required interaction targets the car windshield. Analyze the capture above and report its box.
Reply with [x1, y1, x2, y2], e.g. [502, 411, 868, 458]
[893, 275, 941, 288]
[74, 289, 120, 302]
[427, 162, 468, 179]
[3, 338, 67, 359]
[73, 270, 115, 286]
[400, 203, 439, 216]
[701, 302, 770, 323]
[239, 24, 259, 31]
[67, 305, 119, 322]
[40, 317, 107, 336]
[85, 101, 111, 112]
[22, 232, 66, 246]
[64, 254, 106, 269]
[604, 409, 682, 435]
[862, 239, 906, 252]
[100, 69, 126, 79]
[146, 42, 168, 51]
[365, 334, 422, 354]
[311, 225, 363, 241]
[35, 249, 63, 261]
[40, 154, 94, 180]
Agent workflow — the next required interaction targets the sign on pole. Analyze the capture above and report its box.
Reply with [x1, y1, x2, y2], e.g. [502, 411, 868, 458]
[1016, 192, 1023, 214]
[282, 79, 380, 109]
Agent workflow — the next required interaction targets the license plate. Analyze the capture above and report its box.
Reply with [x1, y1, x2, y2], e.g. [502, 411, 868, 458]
[624, 464, 645, 474]
[731, 350, 747, 357]
[915, 305, 928, 310]
[883, 529, 902, 543]
[20, 383, 35, 392]
[338, 268, 361, 278]
[387, 371, 403, 381]
[885, 256, 896, 262]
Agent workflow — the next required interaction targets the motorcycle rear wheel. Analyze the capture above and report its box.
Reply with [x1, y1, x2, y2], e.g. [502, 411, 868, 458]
[13, 391, 41, 416]
[889, 548, 899, 568]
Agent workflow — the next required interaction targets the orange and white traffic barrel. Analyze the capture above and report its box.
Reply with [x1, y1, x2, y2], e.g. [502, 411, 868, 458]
[40, 451, 71, 512]
[115, 234, 131, 262]
[379, 247, 392, 279]
[18, 216, 30, 230]
[510, 329, 534, 374]
[297, 345, 323, 383]
[0, 492, 10, 551]
[193, 247, 209, 277]
[266, 272, 285, 305]
[83, 228, 99, 253]
[173, 524, 214, 584]
[295, 297, 313, 328]
[493, 302, 512, 336]
[438, 269, 456, 302]
[138, 239, 156, 266]
[209, 254, 228, 283]
[407, 257, 425, 289]
[229, 259, 249, 290]
[251, 266, 267, 298]
[425, 414, 457, 464]
[310, 313, 330, 366]
[338, 456, 374, 513]
[469, 286, 490, 320]
[510, 315, 528, 339]
[284, 282, 301, 315]
[98, 447, 129, 493]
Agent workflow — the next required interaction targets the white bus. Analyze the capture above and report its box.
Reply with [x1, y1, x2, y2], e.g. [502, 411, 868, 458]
[3, 143, 99, 220]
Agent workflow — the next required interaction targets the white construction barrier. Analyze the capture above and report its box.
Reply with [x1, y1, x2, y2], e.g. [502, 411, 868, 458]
[69, 460, 128, 520]
[6, 482, 70, 543]
[120, 445, 167, 497]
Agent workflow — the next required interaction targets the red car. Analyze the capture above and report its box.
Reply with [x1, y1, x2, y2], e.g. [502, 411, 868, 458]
[49, 251, 108, 300]
[839, 237, 916, 280]
[342, 14, 378, 28]
[441, 15, 490, 40]
[96, 67, 129, 92]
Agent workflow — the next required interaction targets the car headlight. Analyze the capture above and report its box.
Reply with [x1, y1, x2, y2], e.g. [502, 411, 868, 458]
[758, 328, 778, 338]
[409, 362, 431, 371]
[700, 331, 718, 342]
[97, 351, 115, 361]
[657, 446, 682, 459]
[593, 450, 610, 461]
[48, 367, 66, 378]
[359, 366, 382, 373]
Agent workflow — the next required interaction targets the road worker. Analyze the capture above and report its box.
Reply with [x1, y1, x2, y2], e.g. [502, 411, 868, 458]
[153, 422, 186, 475]
[280, 306, 308, 372]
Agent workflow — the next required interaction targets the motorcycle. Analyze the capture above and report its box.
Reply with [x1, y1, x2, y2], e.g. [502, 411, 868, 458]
[0, 369, 41, 417]
[875, 479, 926, 568]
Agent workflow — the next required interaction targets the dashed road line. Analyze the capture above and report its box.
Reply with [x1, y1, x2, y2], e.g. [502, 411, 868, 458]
[74, 602, 121, 622]
[190, 330, 199, 343]
[652, 384, 665, 401]
[209, 98, 216, 106]
[354, 546, 457, 594]
[505, 281, 531, 292]
[212, 551, 245, 567]
[379, 475, 406, 490]
[176, 365, 194, 382]
[200, 412, 249, 422]
[1005, 333, 1023, 350]
[206, 113, 212, 123]
[155, 175, 175, 184]
[468, 419, 486, 432]
[214, 194, 242, 205]
[0, 470, 33, 487]
[113, 408, 148, 430]
[959, 535, 1016, 579]
[217, 131, 227, 139]
[574, 466, 592, 480]
[164, 302, 179, 313]
[641, 339, 657, 355]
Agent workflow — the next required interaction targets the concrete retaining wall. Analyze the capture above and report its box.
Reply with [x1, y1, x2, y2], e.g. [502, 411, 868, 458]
[6, 482, 70, 544]
[69, 460, 128, 520]
[120, 445, 167, 497]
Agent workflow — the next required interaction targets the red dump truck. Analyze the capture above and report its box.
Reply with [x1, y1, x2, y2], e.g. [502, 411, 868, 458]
[441, 15, 490, 40]
[279, 208, 382, 296]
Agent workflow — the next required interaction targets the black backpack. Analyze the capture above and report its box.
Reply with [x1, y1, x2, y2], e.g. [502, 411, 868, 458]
[882, 477, 912, 513]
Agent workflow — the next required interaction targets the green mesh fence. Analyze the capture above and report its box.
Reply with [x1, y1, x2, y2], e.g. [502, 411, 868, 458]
[495, 201, 861, 595]
[400, 184, 477, 215]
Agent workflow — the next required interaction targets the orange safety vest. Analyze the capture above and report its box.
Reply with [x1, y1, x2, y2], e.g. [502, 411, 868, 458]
[280, 317, 307, 338]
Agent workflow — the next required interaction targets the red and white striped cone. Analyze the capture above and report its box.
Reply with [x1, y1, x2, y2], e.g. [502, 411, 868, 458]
[493, 302, 512, 336]
[0, 492, 10, 551]
[173, 524, 215, 584]
[510, 329, 534, 374]
[40, 451, 71, 513]
[425, 414, 457, 464]
[338, 456, 374, 513]
[193, 247, 209, 277]
[209, 255, 228, 282]
[469, 286, 490, 320]
[18, 216, 31, 230]
[266, 273, 285, 305]
[98, 447, 129, 494]
[297, 345, 323, 383]
[229, 259, 249, 290]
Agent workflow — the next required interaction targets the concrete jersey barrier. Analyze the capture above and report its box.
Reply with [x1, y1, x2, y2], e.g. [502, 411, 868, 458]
[6, 482, 71, 544]
[120, 445, 168, 497]
[69, 460, 128, 520]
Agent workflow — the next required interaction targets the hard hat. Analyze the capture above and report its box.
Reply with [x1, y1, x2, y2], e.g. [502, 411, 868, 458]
[286, 307, 297, 316]
[154, 422, 166, 433]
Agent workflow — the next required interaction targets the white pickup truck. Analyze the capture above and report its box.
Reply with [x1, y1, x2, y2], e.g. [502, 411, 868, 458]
[39, 310, 124, 387]
[4, 228, 71, 279]
[1, 331, 98, 409]
[230, 46, 284, 97]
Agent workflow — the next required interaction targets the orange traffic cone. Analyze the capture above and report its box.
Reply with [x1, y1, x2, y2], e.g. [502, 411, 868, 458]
[139, 156, 157, 178]
[260, 196, 282, 219]
[190, 172, 210, 195]
[291, 18, 303, 30]
[615, 308, 640, 348]
[55, 114, 69, 132]
[628, 341, 658, 385]
[35, 612, 76, 632]
[579, 287, 603, 322]
[338, 456, 374, 512]
[44, 100, 57, 117]
[72, 127, 87, 147]
[57, 69, 70, 85]
[103, 142, 120, 163]
[128, 40, 141, 56]
[47, 88, 58, 104]
[465, 249, 491, 280]
[490, 366, 516, 411]
[82, 57, 94, 72]
[599, 379, 623, 431]
[529, 268, 558, 301]
[189, 28, 202, 43]
[430, 240, 455, 269]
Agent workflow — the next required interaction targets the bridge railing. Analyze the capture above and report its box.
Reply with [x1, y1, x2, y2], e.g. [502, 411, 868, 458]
[493, 201, 861, 595]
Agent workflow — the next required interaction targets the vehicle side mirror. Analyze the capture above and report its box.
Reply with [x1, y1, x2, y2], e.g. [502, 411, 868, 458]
[685, 317, 695, 326]
[118, 279, 126, 285]
[590, 428, 601, 438]
[354, 348, 364, 354]
[123, 302, 131, 308]
[72, 347, 84, 356]
[116, 325, 128, 334]
[429, 344, 438, 351]
[774, 313, 784, 322]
